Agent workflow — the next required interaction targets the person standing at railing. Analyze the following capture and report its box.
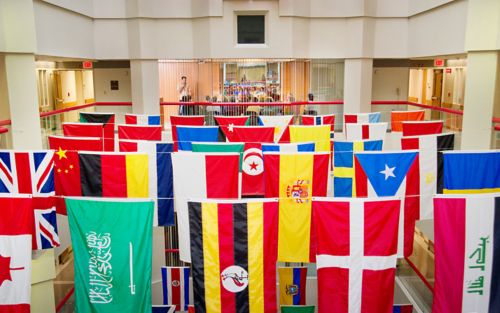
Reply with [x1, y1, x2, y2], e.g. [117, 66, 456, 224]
[177, 76, 192, 115]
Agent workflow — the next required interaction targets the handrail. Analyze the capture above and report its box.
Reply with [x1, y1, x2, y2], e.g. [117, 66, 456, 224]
[406, 101, 463, 115]
[56, 287, 74, 312]
[160, 100, 343, 106]
[404, 257, 434, 293]
[0, 127, 8, 134]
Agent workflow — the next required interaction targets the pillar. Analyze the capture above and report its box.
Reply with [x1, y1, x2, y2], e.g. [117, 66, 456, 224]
[343, 58, 373, 114]
[130, 60, 160, 115]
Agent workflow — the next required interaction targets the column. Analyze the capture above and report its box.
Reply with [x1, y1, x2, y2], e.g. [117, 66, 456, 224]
[130, 59, 160, 115]
[343, 58, 373, 114]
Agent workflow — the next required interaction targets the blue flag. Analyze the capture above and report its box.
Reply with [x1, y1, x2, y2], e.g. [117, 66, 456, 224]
[262, 142, 315, 152]
[176, 126, 219, 151]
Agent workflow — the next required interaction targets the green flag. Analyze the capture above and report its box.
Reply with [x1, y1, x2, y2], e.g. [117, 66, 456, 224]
[191, 142, 244, 170]
[281, 305, 316, 313]
[66, 198, 154, 313]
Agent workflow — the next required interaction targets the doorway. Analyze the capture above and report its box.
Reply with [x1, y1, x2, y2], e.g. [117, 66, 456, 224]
[431, 69, 443, 119]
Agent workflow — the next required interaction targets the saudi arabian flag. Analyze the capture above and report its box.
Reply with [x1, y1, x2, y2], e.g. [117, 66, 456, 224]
[66, 197, 154, 313]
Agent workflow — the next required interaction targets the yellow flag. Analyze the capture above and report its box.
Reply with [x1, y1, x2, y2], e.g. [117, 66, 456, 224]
[290, 125, 331, 152]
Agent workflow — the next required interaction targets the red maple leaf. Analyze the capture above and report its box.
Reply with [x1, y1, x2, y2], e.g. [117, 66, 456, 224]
[249, 161, 258, 170]
[0, 254, 12, 287]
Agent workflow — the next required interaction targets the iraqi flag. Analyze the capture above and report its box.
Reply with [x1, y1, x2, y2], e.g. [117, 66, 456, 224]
[118, 124, 162, 141]
[345, 123, 387, 141]
[401, 133, 455, 219]
[188, 199, 279, 313]
[172, 153, 240, 263]
[175, 126, 219, 151]
[229, 126, 275, 143]
[301, 114, 335, 131]
[214, 116, 249, 141]
[79, 112, 115, 151]
[354, 151, 420, 257]
[390, 110, 425, 132]
[48, 135, 104, 152]
[119, 140, 174, 226]
[169, 115, 205, 150]
[161, 266, 190, 311]
[343, 112, 381, 132]
[402, 120, 443, 137]
[0, 196, 33, 313]
[278, 267, 307, 305]
[433, 193, 500, 313]
[125, 113, 161, 126]
[258, 115, 294, 142]
[313, 197, 401, 313]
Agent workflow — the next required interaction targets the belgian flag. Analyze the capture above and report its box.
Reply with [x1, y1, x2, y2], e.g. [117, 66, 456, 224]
[188, 200, 279, 313]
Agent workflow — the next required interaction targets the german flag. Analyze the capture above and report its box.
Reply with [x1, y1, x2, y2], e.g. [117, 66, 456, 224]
[188, 200, 279, 313]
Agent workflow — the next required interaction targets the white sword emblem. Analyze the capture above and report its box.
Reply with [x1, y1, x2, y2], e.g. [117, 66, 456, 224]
[129, 242, 136, 295]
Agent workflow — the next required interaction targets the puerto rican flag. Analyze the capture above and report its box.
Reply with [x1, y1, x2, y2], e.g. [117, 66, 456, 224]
[301, 114, 335, 131]
[314, 197, 401, 313]
[125, 113, 161, 125]
[161, 266, 191, 311]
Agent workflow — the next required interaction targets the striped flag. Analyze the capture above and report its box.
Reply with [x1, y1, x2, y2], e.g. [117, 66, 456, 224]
[343, 112, 381, 132]
[345, 123, 387, 141]
[301, 114, 335, 131]
[125, 113, 161, 125]
[402, 120, 443, 136]
[401, 133, 455, 219]
[258, 115, 294, 142]
[79, 112, 115, 151]
[289, 125, 331, 152]
[390, 110, 425, 132]
[161, 267, 190, 311]
[393, 304, 413, 313]
[433, 194, 500, 313]
[169, 115, 205, 151]
[175, 126, 219, 151]
[118, 124, 162, 141]
[262, 143, 315, 153]
[278, 267, 307, 305]
[188, 200, 279, 313]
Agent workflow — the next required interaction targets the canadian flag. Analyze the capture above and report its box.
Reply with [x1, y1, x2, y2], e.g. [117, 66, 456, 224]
[0, 196, 33, 313]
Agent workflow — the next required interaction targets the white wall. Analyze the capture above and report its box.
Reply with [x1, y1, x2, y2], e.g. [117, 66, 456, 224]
[93, 68, 132, 102]
[83, 70, 94, 101]
[59, 71, 76, 103]
[372, 67, 409, 101]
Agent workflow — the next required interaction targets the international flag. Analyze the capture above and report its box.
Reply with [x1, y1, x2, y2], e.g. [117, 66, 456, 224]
[401, 133, 455, 219]
[390, 110, 425, 132]
[345, 123, 387, 141]
[443, 151, 500, 194]
[214, 116, 249, 141]
[289, 125, 331, 152]
[393, 304, 413, 313]
[161, 267, 190, 311]
[32, 197, 60, 250]
[191, 142, 244, 171]
[332, 140, 383, 197]
[278, 267, 307, 305]
[433, 194, 500, 313]
[188, 200, 279, 313]
[301, 114, 335, 131]
[80, 112, 115, 151]
[152, 305, 176, 313]
[63, 122, 104, 141]
[314, 198, 401, 313]
[354, 151, 420, 257]
[262, 143, 315, 153]
[258, 115, 294, 142]
[0, 196, 33, 313]
[280, 306, 315, 313]
[119, 140, 174, 226]
[172, 153, 240, 262]
[263, 152, 330, 262]
[48, 135, 104, 152]
[118, 124, 162, 141]
[66, 198, 153, 313]
[229, 126, 275, 143]
[169, 115, 205, 151]
[175, 126, 219, 151]
[125, 113, 161, 125]
[402, 120, 443, 137]
[343, 112, 381, 132]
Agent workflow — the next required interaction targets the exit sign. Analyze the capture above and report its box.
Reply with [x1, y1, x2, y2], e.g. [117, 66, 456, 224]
[434, 59, 445, 67]
[82, 61, 93, 69]
[446, 68, 452, 74]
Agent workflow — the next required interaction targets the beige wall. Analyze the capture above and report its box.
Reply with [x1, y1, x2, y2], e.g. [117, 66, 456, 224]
[372, 67, 409, 101]
[93, 68, 132, 102]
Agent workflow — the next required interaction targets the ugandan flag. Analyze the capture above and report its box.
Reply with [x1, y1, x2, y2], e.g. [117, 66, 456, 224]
[188, 200, 279, 313]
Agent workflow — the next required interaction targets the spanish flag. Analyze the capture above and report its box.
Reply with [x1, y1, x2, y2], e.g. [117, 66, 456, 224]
[289, 125, 331, 152]
[263, 152, 330, 262]
[188, 200, 279, 313]
[278, 267, 307, 305]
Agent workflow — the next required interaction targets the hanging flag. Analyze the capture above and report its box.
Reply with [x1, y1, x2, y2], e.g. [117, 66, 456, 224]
[66, 198, 153, 313]
[125, 113, 161, 126]
[152, 305, 176, 313]
[390, 110, 425, 132]
[118, 124, 162, 141]
[264, 152, 330, 262]
[433, 194, 500, 313]
[343, 112, 381, 132]
[214, 116, 250, 141]
[262, 142, 315, 153]
[80, 112, 115, 151]
[314, 198, 401, 313]
[0, 196, 33, 313]
[354, 151, 420, 257]
[278, 267, 307, 306]
[229, 126, 275, 143]
[172, 153, 240, 263]
[191, 142, 245, 171]
[63, 122, 105, 142]
[301, 114, 335, 131]
[161, 267, 190, 311]
[119, 140, 174, 226]
[402, 120, 443, 137]
[443, 151, 500, 194]
[49, 135, 104, 152]
[169, 115, 205, 151]
[242, 143, 265, 196]
[32, 197, 60, 250]
[393, 304, 413, 313]
[175, 126, 219, 151]
[188, 200, 279, 313]
[401, 133, 455, 219]
[289, 125, 331, 152]
[345, 123, 387, 141]
[332, 140, 383, 197]
[280, 306, 316, 313]
[258, 115, 294, 142]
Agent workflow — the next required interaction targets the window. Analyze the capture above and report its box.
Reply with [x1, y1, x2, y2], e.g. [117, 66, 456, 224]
[237, 15, 265, 44]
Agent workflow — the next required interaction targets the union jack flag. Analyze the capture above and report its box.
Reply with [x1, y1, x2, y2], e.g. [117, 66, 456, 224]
[0, 151, 60, 249]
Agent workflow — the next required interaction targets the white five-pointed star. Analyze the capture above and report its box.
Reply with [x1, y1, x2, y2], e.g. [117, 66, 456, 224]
[228, 123, 235, 132]
[379, 164, 396, 180]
